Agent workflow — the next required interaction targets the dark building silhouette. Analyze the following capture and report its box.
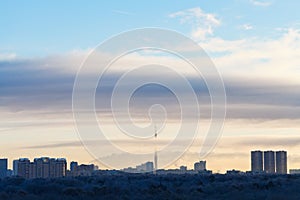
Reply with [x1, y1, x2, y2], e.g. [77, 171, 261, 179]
[34, 157, 50, 178]
[0, 159, 8, 178]
[16, 158, 30, 178]
[29, 162, 36, 179]
[264, 151, 275, 173]
[276, 151, 287, 174]
[55, 158, 67, 177]
[180, 166, 187, 171]
[251, 151, 263, 172]
[136, 162, 153, 172]
[15, 157, 67, 179]
[70, 161, 78, 171]
[13, 160, 18, 176]
[194, 160, 206, 171]
[70, 164, 97, 176]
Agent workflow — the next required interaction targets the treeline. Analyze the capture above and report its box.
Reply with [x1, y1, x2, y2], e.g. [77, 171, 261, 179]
[0, 173, 299, 199]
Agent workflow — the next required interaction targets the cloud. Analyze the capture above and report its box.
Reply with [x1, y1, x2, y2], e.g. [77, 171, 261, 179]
[0, 47, 300, 125]
[0, 53, 17, 61]
[169, 7, 220, 40]
[241, 24, 253, 30]
[233, 136, 300, 148]
[168, 9, 300, 87]
[201, 28, 300, 83]
[250, 0, 272, 7]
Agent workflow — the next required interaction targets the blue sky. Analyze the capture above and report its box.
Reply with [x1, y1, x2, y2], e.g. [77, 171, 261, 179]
[1, 0, 300, 57]
[1, 0, 300, 172]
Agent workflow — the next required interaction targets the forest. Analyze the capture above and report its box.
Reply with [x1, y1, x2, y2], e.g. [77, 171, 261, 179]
[0, 173, 299, 199]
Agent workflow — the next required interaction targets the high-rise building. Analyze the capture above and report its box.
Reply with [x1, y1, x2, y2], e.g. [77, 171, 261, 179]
[34, 157, 50, 178]
[251, 151, 263, 172]
[136, 162, 153, 172]
[34, 157, 67, 178]
[43, 158, 50, 178]
[29, 162, 36, 179]
[16, 157, 67, 179]
[264, 151, 275, 173]
[49, 158, 56, 178]
[17, 158, 30, 178]
[72, 164, 96, 176]
[0, 159, 8, 178]
[70, 161, 78, 171]
[55, 158, 67, 177]
[145, 162, 153, 172]
[276, 151, 287, 174]
[13, 160, 19, 176]
[194, 161, 206, 171]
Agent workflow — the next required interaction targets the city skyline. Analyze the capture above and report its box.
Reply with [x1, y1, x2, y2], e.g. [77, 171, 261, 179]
[0, 149, 294, 176]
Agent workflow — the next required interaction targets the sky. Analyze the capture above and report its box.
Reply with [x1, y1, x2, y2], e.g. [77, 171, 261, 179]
[1, 0, 300, 172]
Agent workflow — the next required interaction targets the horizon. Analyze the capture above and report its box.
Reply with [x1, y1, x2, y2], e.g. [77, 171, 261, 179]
[0, 149, 291, 173]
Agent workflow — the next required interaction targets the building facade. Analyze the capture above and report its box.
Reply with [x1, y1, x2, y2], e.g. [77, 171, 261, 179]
[0, 159, 8, 178]
[180, 166, 187, 171]
[29, 162, 36, 179]
[13, 160, 19, 176]
[122, 162, 153, 173]
[70, 161, 78, 172]
[251, 151, 263, 172]
[136, 162, 153, 172]
[276, 151, 287, 174]
[16, 158, 30, 178]
[264, 151, 275, 173]
[55, 158, 67, 177]
[15, 157, 67, 179]
[290, 169, 300, 174]
[194, 160, 206, 171]
[70, 164, 96, 176]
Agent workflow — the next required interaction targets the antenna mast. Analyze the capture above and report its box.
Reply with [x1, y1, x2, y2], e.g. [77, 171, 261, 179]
[154, 124, 158, 174]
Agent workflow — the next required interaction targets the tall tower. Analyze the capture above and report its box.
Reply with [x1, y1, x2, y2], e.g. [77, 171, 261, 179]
[264, 151, 275, 173]
[251, 150, 263, 172]
[154, 125, 158, 174]
[276, 151, 287, 174]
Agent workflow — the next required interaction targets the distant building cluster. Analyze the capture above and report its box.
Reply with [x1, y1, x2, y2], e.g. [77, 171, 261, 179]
[0, 157, 99, 179]
[251, 150, 287, 174]
[158, 160, 211, 175]
[13, 157, 67, 179]
[289, 169, 300, 174]
[122, 161, 154, 173]
[68, 161, 98, 176]
[122, 160, 212, 174]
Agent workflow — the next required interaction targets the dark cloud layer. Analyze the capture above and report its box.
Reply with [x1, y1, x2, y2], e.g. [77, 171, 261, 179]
[1, 56, 300, 120]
